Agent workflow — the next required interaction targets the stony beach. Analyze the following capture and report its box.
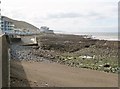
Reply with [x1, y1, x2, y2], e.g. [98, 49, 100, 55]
[36, 34, 119, 73]
[10, 33, 119, 87]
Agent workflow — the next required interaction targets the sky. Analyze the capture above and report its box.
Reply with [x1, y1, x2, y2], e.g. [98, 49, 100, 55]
[1, 0, 119, 33]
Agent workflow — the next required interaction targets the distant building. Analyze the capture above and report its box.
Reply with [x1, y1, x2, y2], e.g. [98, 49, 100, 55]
[40, 26, 54, 34]
[1, 16, 14, 31]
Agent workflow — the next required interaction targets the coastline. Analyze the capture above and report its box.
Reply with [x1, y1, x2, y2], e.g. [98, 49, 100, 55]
[10, 33, 119, 87]
[55, 32, 119, 41]
[36, 33, 119, 73]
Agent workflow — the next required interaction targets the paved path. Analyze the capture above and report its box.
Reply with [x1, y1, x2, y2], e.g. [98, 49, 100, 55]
[11, 61, 118, 87]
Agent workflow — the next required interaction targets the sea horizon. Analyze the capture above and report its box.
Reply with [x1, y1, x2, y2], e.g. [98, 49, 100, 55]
[54, 31, 119, 41]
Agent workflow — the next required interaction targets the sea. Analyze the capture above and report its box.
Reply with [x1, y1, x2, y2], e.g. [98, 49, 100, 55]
[76, 32, 119, 41]
[55, 31, 119, 41]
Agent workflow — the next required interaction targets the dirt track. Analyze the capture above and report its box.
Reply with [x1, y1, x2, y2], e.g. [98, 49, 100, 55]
[11, 60, 118, 87]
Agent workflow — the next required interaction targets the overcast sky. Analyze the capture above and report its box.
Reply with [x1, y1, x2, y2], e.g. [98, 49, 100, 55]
[1, 0, 119, 33]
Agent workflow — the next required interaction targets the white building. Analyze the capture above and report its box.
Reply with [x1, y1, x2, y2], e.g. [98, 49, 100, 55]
[40, 26, 54, 34]
[1, 16, 14, 32]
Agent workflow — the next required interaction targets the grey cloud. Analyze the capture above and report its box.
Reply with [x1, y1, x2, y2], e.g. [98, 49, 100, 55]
[48, 12, 83, 19]
[47, 12, 103, 19]
[87, 12, 100, 17]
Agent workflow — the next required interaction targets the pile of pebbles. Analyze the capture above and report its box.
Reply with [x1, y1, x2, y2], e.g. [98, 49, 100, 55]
[10, 44, 45, 62]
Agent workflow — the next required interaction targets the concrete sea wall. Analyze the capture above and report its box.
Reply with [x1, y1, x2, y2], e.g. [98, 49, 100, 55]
[0, 35, 2, 89]
[0, 35, 9, 88]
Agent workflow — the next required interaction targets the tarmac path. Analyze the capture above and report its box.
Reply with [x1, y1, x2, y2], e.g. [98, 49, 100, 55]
[11, 60, 118, 87]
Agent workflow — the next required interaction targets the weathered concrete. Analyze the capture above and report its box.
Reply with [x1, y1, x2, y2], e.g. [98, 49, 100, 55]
[10, 38, 21, 43]
[0, 35, 9, 88]
[2, 35, 9, 88]
[21, 35, 37, 45]
[0, 35, 2, 89]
